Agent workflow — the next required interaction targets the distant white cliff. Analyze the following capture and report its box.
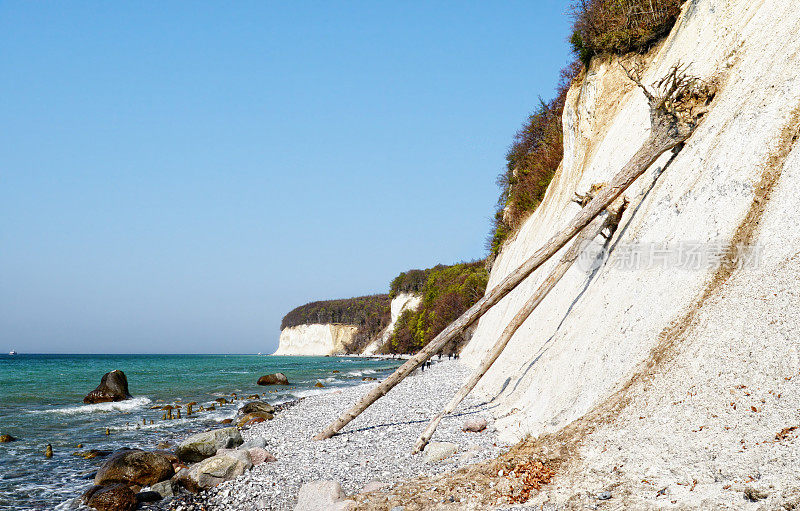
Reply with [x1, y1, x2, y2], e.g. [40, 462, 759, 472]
[361, 293, 422, 356]
[272, 324, 358, 356]
[273, 293, 421, 356]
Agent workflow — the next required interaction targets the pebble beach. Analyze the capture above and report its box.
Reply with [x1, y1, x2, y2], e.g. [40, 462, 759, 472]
[171, 360, 507, 511]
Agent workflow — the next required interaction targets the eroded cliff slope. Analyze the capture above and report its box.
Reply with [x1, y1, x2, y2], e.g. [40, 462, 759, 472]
[454, 0, 800, 506]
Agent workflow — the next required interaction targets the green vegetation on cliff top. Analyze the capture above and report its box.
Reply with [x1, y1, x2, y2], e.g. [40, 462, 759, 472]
[489, 0, 685, 257]
[281, 261, 488, 355]
[385, 261, 488, 355]
[281, 294, 391, 353]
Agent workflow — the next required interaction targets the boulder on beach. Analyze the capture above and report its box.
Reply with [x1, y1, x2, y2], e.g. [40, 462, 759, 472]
[423, 442, 458, 463]
[135, 490, 162, 503]
[247, 447, 276, 465]
[149, 479, 176, 499]
[81, 483, 137, 511]
[239, 400, 275, 415]
[294, 480, 355, 511]
[179, 450, 252, 492]
[94, 449, 174, 487]
[176, 427, 243, 463]
[237, 411, 274, 427]
[240, 436, 267, 450]
[257, 372, 289, 385]
[362, 480, 387, 493]
[152, 449, 180, 468]
[462, 417, 488, 433]
[83, 370, 132, 404]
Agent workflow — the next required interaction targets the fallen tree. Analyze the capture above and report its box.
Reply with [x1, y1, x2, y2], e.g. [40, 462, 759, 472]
[314, 63, 714, 443]
[412, 194, 628, 452]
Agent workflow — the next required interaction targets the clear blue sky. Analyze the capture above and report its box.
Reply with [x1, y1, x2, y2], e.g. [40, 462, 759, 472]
[0, 2, 573, 354]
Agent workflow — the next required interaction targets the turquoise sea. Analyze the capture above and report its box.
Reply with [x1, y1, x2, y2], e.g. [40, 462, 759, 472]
[0, 354, 403, 510]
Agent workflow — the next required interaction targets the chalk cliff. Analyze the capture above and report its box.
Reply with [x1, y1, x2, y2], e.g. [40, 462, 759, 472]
[362, 293, 422, 356]
[462, 0, 800, 443]
[272, 324, 358, 356]
[273, 293, 420, 356]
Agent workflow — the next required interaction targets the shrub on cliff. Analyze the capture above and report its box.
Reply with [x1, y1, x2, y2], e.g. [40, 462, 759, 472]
[488, 62, 581, 257]
[390, 267, 442, 298]
[385, 261, 488, 354]
[570, 0, 684, 66]
[281, 295, 391, 352]
[488, 0, 684, 258]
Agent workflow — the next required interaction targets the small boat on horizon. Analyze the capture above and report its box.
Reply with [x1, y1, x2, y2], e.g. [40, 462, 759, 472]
[8, 350, 17, 356]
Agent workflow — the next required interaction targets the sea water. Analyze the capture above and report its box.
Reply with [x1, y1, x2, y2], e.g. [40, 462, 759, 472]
[0, 354, 403, 510]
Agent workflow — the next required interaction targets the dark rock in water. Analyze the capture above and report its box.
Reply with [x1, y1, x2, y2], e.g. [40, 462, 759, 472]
[0, 434, 16, 442]
[257, 372, 289, 385]
[220, 418, 233, 424]
[73, 449, 113, 460]
[314, 382, 325, 388]
[94, 449, 174, 487]
[175, 427, 243, 463]
[135, 490, 162, 503]
[45, 444, 53, 458]
[239, 401, 275, 416]
[83, 370, 132, 404]
[362, 377, 377, 381]
[82, 484, 137, 511]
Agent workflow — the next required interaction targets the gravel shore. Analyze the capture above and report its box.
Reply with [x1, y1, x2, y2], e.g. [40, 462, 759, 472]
[174, 359, 507, 511]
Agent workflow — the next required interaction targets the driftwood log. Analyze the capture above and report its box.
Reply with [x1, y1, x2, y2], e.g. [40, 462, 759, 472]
[313, 64, 712, 442]
[412, 195, 628, 452]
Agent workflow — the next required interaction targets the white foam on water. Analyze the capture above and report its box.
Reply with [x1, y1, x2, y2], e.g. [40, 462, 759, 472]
[35, 396, 152, 415]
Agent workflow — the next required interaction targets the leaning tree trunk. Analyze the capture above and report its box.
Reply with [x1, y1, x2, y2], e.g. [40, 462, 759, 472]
[412, 211, 616, 452]
[313, 66, 706, 442]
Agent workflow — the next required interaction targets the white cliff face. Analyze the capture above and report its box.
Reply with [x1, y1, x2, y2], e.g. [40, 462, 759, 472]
[361, 293, 421, 355]
[461, 0, 800, 446]
[272, 324, 358, 356]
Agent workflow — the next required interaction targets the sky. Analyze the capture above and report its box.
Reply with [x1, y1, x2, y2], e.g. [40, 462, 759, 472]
[0, 2, 574, 354]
